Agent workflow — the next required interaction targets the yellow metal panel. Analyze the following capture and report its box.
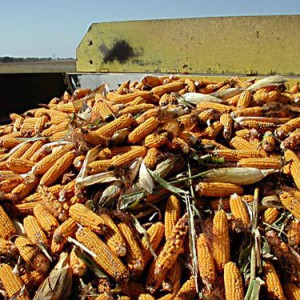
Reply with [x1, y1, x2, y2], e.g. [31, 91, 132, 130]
[76, 16, 300, 75]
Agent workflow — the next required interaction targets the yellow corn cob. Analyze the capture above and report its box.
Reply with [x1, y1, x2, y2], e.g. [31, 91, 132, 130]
[119, 104, 155, 116]
[237, 157, 282, 169]
[0, 205, 16, 239]
[141, 222, 165, 268]
[262, 208, 279, 224]
[164, 195, 181, 239]
[111, 91, 153, 104]
[144, 132, 169, 148]
[56, 102, 77, 113]
[34, 115, 48, 133]
[143, 148, 161, 170]
[49, 129, 69, 141]
[117, 296, 132, 300]
[73, 154, 85, 170]
[263, 261, 284, 300]
[118, 221, 144, 273]
[97, 277, 111, 294]
[112, 146, 147, 168]
[23, 215, 48, 246]
[163, 259, 182, 295]
[120, 281, 146, 298]
[212, 210, 230, 272]
[233, 107, 264, 117]
[287, 220, 300, 247]
[285, 149, 300, 189]
[196, 182, 243, 197]
[237, 90, 252, 108]
[224, 261, 244, 300]
[0, 177, 23, 193]
[11, 176, 40, 201]
[197, 109, 216, 125]
[101, 213, 127, 257]
[138, 294, 156, 300]
[201, 138, 229, 150]
[6, 158, 34, 173]
[178, 113, 198, 131]
[142, 75, 164, 88]
[157, 294, 174, 300]
[238, 120, 278, 131]
[0, 264, 30, 300]
[151, 81, 185, 97]
[94, 293, 113, 300]
[33, 203, 59, 235]
[169, 137, 190, 154]
[289, 83, 299, 94]
[197, 233, 215, 286]
[41, 121, 69, 136]
[276, 117, 300, 139]
[48, 109, 69, 124]
[69, 203, 106, 234]
[153, 215, 188, 287]
[40, 151, 75, 186]
[230, 136, 258, 151]
[98, 146, 141, 159]
[73, 87, 91, 98]
[146, 244, 164, 291]
[128, 117, 160, 144]
[253, 89, 269, 104]
[34, 143, 74, 175]
[0, 134, 23, 149]
[21, 140, 44, 161]
[283, 282, 300, 300]
[15, 201, 38, 216]
[229, 194, 250, 228]
[93, 100, 115, 121]
[196, 102, 236, 113]
[234, 129, 254, 139]
[136, 108, 160, 124]
[88, 159, 112, 174]
[51, 218, 78, 253]
[15, 236, 50, 273]
[7, 142, 31, 162]
[70, 247, 87, 276]
[173, 276, 196, 300]
[220, 113, 233, 139]
[280, 191, 300, 220]
[213, 149, 263, 162]
[94, 114, 135, 138]
[84, 129, 110, 146]
[21, 270, 45, 287]
[0, 238, 16, 255]
[75, 227, 129, 281]
[201, 121, 223, 139]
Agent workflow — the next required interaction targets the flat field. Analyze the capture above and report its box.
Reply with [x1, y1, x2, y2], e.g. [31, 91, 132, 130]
[0, 59, 76, 73]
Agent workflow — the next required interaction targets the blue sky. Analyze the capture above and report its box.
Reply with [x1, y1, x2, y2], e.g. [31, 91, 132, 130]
[0, 0, 299, 58]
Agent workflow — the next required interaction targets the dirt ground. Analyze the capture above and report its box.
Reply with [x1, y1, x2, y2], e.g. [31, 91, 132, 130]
[0, 60, 76, 73]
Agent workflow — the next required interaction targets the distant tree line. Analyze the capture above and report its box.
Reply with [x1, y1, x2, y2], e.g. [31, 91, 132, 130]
[0, 56, 75, 63]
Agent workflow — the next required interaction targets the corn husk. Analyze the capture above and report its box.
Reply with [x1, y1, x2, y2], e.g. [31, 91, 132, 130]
[181, 92, 223, 105]
[33, 252, 72, 300]
[247, 75, 287, 91]
[211, 87, 243, 100]
[201, 167, 277, 185]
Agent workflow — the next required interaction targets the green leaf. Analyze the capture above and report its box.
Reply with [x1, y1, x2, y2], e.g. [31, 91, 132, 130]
[148, 169, 188, 197]
[244, 278, 264, 300]
[74, 247, 108, 279]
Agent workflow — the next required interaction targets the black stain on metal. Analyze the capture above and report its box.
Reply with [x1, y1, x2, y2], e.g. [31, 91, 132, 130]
[102, 40, 135, 64]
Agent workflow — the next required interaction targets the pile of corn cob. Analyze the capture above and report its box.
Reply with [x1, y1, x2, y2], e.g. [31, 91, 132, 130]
[0, 74, 300, 300]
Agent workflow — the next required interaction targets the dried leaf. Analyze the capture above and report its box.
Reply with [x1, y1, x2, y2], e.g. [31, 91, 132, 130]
[33, 252, 72, 300]
[138, 162, 154, 194]
[98, 180, 122, 207]
[131, 214, 157, 259]
[76, 171, 117, 188]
